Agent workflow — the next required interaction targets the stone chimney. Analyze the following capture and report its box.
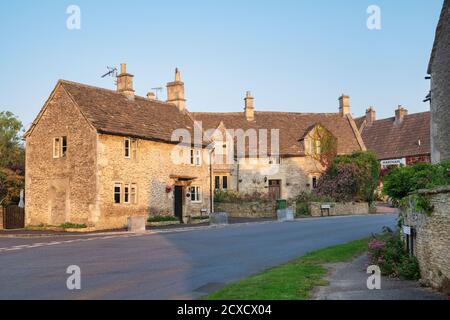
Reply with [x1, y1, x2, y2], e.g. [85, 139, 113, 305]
[339, 95, 350, 116]
[244, 91, 255, 122]
[147, 92, 156, 100]
[365, 107, 376, 126]
[395, 105, 408, 125]
[116, 63, 135, 100]
[166, 68, 186, 112]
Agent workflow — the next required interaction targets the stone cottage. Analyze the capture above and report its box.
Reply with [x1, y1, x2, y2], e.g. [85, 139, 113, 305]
[193, 94, 366, 201]
[25, 64, 366, 229]
[355, 106, 431, 170]
[25, 65, 211, 230]
[428, 0, 450, 164]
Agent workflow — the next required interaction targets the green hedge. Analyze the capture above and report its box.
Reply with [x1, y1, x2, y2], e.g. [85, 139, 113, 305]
[382, 161, 450, 201]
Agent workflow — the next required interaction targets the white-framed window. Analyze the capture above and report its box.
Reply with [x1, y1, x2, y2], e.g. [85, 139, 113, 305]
[114, 183, 122, 204]
[131, 139, 138, 160]
[191, 149, 201, 166]
[124, 138, 131, 158]
[53, 138, 61, 158]
[53, 136, 67, 159]
[190, 186, 202, 203]
[124, 184, 130, 204]
[114, 183, 137, 204]
[222, 176, 228, 190]
[316, 140, 322, 155]
[215, 176, 229, 191]
[130, 184, 137, 204]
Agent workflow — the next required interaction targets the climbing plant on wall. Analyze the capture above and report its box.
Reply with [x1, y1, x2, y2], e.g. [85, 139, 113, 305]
[305, 124, 338, 169]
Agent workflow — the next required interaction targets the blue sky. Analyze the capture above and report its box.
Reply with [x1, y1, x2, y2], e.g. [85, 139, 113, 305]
[0, 0, 443, 129]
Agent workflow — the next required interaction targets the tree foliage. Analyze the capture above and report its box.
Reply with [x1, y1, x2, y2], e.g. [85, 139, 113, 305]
[0, 111, 25, 174]
[382, 161, 450, 201]
[0, 168, 24, 206]
[0, 111, 25, 206]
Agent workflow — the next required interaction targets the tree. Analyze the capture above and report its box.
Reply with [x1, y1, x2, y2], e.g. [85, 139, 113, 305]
[0, 168, 24, 206]
[0, 111, 25, 174]
[0, 111, 25, 206]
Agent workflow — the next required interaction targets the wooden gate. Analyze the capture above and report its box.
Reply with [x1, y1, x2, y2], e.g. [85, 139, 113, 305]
[3, 205, 25, 229]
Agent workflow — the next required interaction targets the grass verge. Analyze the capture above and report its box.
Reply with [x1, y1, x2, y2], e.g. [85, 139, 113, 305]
[205, 238, 370, 300]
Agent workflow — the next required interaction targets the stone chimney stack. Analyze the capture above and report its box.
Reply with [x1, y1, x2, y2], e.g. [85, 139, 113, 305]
[167, 68, 186, 112]
[365, 107, 376, 126]
[339, 95, 350, 116]
[395, 105, 408, 125]
[244, 91, 255, 122]
[116, 63, 135, 100]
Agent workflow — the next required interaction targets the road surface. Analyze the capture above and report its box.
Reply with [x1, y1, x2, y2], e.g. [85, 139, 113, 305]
[0, 214, 397, 300]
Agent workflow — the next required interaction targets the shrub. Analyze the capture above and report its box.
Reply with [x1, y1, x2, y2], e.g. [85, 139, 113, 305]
[192, 216, 210, 221]
[214, 190, 272, 204]
[315, 151, 380, 203]
[382, 161, 450, 201]
[368, 229, 420, 280]
[315, 163, 361, 202]
[147, 215, 179, 223]
[60, 222, 87, 229]
[397, 256, 421, 281]
[293, 192, 334, 216]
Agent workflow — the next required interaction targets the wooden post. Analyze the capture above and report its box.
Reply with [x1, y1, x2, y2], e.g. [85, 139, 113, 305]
[0, 207, 4, 230]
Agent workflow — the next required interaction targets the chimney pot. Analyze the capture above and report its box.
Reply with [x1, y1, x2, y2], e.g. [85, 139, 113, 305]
[339, 95, 350, 116]
[120, 63, 127, 74]
[147, 92, 156, 100]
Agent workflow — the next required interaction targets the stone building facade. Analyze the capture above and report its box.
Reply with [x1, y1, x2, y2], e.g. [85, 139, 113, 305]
[194, 94, 366, 201]
[429, 0, 450, 164]
[25, 66, 211, 230]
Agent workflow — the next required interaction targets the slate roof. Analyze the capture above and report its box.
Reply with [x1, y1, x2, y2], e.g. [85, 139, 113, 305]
[361, 112, 431, 160]
[192, 112, 365, 157]
[428, 0, 450, 74]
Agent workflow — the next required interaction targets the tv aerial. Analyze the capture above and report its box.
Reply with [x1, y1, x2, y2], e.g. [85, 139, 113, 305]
[151, 87, 163, 100]
[101, 66, 118, 79]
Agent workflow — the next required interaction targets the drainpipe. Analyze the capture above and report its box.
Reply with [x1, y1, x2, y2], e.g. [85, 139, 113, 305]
[209, 146, 216, 214]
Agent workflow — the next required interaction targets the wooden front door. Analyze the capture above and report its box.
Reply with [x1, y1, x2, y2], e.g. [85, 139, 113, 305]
[174, 186, 184, 223]
[269, 180, 282, 200]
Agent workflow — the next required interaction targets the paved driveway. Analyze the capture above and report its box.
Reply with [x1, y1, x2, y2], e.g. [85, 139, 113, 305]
[0, 214, 397, 300]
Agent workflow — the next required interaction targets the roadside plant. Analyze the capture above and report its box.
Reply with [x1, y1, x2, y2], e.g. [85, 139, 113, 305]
[368, 229, 420, 281]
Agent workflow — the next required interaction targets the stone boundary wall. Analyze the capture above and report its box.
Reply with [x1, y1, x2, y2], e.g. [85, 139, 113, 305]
[215, 202, 277, 218]
[402, 186, 450, 293]
[309, 202, 370, 217]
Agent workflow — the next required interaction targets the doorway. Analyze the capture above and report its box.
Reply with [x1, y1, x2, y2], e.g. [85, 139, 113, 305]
[269, 180, 282, 200]
[174, 186, 184, 223]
